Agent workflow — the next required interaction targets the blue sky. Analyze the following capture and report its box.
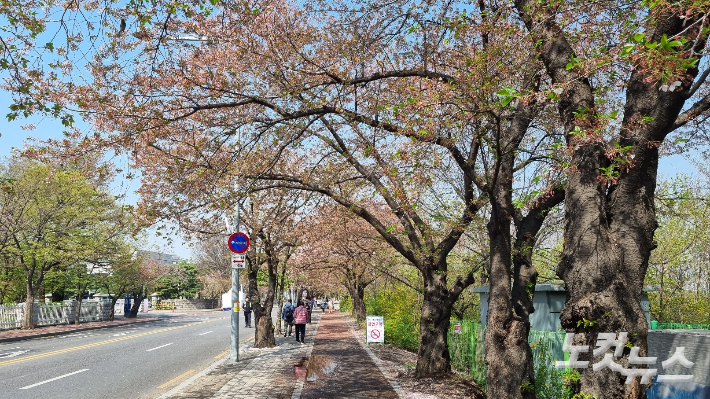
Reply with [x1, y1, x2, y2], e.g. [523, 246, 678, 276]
[0, 95, 194, 260]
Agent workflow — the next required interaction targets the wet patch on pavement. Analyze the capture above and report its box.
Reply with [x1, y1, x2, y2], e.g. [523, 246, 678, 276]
[294, 355, 337, 383]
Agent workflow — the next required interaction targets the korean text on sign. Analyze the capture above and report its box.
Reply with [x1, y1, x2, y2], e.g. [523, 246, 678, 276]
[366, 316, 384, 343]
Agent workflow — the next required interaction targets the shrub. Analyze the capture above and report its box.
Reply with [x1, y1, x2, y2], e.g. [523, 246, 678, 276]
[338, 295, 352, 313]
[365, 284, 420, 352]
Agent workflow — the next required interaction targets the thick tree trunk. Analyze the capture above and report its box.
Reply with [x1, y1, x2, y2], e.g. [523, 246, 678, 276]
[252, 232, 288, 348]
[346, 281, 367, 323]
[254, 309, 276, 347]
[510, 3, 705, 397]
[415, 268, 452, 377]
[485, 209, 535, 399]
[251, 266, 276, 348]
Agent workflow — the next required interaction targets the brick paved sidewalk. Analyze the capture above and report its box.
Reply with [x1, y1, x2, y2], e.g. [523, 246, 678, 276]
[165, 311, 403, 399]
[300, 312, 403, 399]
[165, 312, 322, 399]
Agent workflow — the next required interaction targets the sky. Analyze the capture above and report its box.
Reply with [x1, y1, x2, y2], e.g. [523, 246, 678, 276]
[0, 95, 195, 260]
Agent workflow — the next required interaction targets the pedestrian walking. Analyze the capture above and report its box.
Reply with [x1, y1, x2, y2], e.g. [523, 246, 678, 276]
[305, 297, 313, 324]
[321, 298, 327, 313]
[281, 299, 295, 337]
[243, 296, 252, 328]
[293, 300, 308, 344]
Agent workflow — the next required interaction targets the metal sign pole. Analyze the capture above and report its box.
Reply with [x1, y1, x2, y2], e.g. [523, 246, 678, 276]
[230, 206, 240, 362]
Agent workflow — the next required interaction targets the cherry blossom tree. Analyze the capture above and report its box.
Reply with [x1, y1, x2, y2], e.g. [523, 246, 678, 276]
[512, 1, 710, 396]
[295, 203, 396, 323]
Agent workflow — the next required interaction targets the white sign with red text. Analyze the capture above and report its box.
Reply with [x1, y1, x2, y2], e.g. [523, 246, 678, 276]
[366, 316, 384, 343]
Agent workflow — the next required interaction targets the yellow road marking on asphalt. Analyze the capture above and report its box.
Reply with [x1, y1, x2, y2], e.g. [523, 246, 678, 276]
[0, 316, 229, 367]
[158, 369, 196, 389]
[214, 335, 254, 359]
[215, 349, 230, 359]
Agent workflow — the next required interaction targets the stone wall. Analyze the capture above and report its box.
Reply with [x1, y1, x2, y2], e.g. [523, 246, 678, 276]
[172, 298, 219, 310]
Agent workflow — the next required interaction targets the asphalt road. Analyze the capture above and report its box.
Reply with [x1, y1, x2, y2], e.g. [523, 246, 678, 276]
[0, 310, 255, 399]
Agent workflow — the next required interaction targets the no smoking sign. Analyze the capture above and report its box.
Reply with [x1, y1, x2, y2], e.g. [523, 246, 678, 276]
[366, 316, 384, 343]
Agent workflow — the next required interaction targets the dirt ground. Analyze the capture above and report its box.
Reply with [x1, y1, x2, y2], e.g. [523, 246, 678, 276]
[367, 340, 487, 399]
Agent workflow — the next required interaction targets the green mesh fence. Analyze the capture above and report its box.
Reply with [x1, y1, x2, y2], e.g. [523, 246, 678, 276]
[653, 322, 710, 330]
[448, 321, 486, 389]
[448, 321, 568, 394]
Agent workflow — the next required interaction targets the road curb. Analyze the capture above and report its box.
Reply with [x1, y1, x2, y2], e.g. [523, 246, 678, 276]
[0, 318, 159, 343]
[157, 336, 256, 399]
[0, 310, 229, 343]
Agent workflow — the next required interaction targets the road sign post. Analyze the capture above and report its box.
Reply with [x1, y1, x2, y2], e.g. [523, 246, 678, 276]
[228, 228, 250, 363]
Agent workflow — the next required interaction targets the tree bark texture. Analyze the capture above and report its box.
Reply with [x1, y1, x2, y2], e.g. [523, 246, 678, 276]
[513, 3, 707, 396]
[416, 269, 453, 377]
[346, 280, 367, 323]
[22, 292, 35, 330]
[127, 289, 145, 318]
[252, 230, 290, 348]
[485, 176, 535, 399]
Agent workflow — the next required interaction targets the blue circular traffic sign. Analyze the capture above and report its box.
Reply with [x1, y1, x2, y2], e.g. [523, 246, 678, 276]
[228, 232, 250, 254]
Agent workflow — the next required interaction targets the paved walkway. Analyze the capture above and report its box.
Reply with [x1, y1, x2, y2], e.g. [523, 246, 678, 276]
[165, 311, 402, 399]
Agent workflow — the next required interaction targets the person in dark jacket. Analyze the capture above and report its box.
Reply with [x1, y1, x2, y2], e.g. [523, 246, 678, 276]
[305, 297, 313, 324]
[281, 299, 295, 337]
[243, 296, 253, 328]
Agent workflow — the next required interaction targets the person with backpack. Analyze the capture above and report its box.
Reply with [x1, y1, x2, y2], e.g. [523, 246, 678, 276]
[243, 296, 253, 328]
[281, 299, 295, 337]
[293, 300, 308, 344]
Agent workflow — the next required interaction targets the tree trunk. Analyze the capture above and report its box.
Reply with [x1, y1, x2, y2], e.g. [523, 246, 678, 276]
[108, 294, 121, 321]
[510, 3, 706, 397]
[250, 262, 276, 348]
[22, 291, 35, 330]
[485, 207, 535, 399]
[346, 282, 367, 323]
[75, 299, 82, 325]
[274, 256, 287, 336]
[127, 289, 145, 318]
[415, 266, 452, 377]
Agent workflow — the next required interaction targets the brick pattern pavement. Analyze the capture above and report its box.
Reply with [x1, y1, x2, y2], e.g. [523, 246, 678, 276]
[300, 312, 400, 399]
[167, 313, 320, 399]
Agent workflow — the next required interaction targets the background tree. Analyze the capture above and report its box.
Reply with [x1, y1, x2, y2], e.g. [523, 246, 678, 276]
[297, 204, 394, 323]
[0, 158, 122, 329]
[193, 236, 232, 300]
[647, 176, 710, 323]
[154, 260, 200, 299]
